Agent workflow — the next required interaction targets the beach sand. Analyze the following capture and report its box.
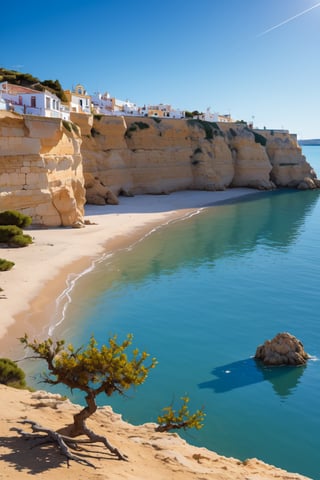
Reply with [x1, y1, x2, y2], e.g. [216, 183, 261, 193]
[0, 188, 311, 479]
[0, 188, 259, 356]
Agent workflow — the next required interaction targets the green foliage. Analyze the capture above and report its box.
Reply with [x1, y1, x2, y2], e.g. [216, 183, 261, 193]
[91, 127, 100, 137]
[71, 123, 80, 135]
[94, 114, 103, 121]
[20, 333, 157, 399]
[125, 121, 150, 138]
[0, 258, 15, 271]
[0, 225, 23, 241]
[153, 117, 161, 124]
[42, 79, 68, 102]
[10, 234, 33, 247]
[135, 121, 150, 130]
[187, 119, 223, 140]
[0, 358, 26, 389]
[156, 396, 205, 432]
[0, 226, 32, 247]
[0, 210, 32, 228]
[245, 127, 267, 147]
[62, 120, 72, 132]
[194, 147, 202, 155]
[0, 68, 67, 101]
[252, 131, 267, 146]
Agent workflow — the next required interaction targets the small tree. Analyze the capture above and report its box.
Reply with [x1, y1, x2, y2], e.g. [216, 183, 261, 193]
[156, 396, 205, 432]
[19, 333, 156, 464]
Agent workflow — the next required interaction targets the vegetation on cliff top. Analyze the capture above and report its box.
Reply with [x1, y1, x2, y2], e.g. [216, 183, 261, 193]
[0, 67, 67, 102]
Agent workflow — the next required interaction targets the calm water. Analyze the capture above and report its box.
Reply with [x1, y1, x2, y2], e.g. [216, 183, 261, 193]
[28, 146, 320, 479]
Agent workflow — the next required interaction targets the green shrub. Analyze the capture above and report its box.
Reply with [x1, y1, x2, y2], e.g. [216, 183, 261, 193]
[91, 127, 100, 137]
[153, 117, 161, 124]
[71, 123, 80, 135]
[245, 127, 267, 147]
[187, 119, 223, 140]
[135, 121, 150, 130]
[125, 121, 150, 138]
[0, 226, 32, 247]
[62, 120, 72, 132]
[10, 234, 33, 247]
[0, 225, 22, 242]
[194, 147, 202, 155]
[94, 114, 102, 121]
[0, 210, 32, 228]
[0, 358, 26, 389]
[0, 258, 15, 271]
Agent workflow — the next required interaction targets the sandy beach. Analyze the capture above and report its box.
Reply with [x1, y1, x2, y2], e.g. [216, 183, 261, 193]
[0, 188, 314, 480]
[0, 188, 260, 357]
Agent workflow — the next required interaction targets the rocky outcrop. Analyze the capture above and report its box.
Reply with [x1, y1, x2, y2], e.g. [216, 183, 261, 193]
[84, 172, 119, 205]
[0, 112, 85, 226]
[79, 116, 317, 201]
[255, 332, 309, 366]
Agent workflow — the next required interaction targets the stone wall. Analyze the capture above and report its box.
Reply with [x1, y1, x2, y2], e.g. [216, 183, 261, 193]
[0, 112, 85, 226]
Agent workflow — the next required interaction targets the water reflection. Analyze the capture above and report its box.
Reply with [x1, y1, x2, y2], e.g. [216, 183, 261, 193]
[96, 189, 320, 287]
[198, 358, 306, 398]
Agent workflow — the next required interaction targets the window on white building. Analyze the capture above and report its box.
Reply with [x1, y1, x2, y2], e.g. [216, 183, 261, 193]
[46, 97, 51, 109]
[31, 96, 36, 108]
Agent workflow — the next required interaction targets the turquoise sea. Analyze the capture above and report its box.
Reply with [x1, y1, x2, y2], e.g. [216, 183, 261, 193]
[28, 146, 320, 479]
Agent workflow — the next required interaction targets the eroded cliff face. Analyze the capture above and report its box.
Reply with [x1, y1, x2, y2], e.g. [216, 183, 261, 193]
[79, 116, 318, 203]
[0, 113, 317, 224]
[0, 112, 85, 226]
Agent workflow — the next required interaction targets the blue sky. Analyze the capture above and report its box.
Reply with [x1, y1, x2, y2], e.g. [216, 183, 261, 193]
[1, 0, 320, 138]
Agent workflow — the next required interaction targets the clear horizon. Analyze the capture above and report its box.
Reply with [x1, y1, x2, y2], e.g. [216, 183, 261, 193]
[1, 0, 319, 139]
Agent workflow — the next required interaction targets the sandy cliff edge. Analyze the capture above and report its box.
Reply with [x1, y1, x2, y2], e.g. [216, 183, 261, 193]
[0, 385, 311, 480]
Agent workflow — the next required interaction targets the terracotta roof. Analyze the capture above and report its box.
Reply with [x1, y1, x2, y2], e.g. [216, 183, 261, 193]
[1, 83, 41, 95]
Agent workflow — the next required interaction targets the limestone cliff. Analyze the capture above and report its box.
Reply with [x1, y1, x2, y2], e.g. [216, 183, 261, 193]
[0, 113, 317, 224]
[0, 112, 85, 226]
[79, 116, 318, 203]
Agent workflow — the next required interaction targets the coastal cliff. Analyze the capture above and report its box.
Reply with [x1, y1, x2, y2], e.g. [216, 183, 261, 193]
[0, 112, 318, 224]
[80, 115, 318, 202]
[0, 112, 85, 226]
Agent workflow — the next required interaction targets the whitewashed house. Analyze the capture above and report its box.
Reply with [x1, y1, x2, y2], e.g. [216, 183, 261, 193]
[147, 103, 185, 119]
[64, 84, 91, 114]
[0, 82, 66, 118]
[197, 107, 233, 123]
[91, 91, 113, 115]
[91, 91, 143, 117]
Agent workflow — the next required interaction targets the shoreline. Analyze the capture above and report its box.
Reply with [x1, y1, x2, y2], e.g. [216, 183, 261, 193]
[0, 188, 259, 358]
[0, 187, 314, 480]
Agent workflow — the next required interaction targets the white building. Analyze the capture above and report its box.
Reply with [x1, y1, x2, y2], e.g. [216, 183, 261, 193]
[0, 82, 66, 118]
[147, 103, 185, 119]
[196, 107, 232, 123]
[64, 84, 91, 114]
[91, 91, 143, 116]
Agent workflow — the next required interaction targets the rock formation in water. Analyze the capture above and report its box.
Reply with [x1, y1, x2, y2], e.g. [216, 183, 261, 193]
[255, 332, 309, 366]
[0, 112, 85, 226]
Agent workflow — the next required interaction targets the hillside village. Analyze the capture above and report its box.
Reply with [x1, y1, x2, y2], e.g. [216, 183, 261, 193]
[0, 78, 233, 124]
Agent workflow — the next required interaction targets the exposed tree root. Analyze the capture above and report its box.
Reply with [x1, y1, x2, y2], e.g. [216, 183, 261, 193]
[12, 419, 128, 468]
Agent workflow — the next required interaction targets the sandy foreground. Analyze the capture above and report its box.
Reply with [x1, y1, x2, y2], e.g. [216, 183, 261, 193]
[0, 188, 312, 479]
